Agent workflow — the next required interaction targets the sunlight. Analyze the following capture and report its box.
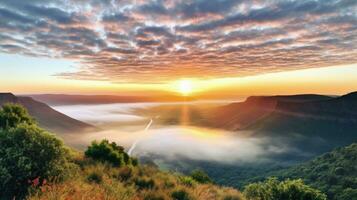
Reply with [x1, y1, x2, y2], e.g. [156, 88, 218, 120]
[178, 79, 193, 96]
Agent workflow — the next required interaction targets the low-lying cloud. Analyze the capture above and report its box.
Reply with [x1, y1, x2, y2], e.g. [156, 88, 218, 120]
[66, 126, 293, 164]
[53, 103, 154, 125]
[55, 102, 293, 163]
[131, 126, 291, 163]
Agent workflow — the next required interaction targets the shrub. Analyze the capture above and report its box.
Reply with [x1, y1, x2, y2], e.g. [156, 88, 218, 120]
[171, 189, 192, 200]
[131, 157, 139, 166]
[0, 104, 71, 199]
[180, 176, 196, 187]
[116, 166, 133, 182]
[143, 192, 166, 200]
[87, 172, 103, 184]
[223, 195, 243, 200]
[190, 169, 212, 184]
[335, 188, 357, 200]
[135, 177, 155, 190]
[244, 177, 327, 200]
[85, 139, 131, 167]
[0, 103, 35, 129]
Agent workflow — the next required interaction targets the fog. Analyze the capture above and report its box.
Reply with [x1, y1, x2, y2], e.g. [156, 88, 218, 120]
[54, 102, 292, 163]
[54, 103, 152, 125]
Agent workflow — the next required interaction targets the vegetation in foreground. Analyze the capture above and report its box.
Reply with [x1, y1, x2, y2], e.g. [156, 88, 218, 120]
[0, 104, 329, 200]
[244, 178, 326, 200]
[273, 143, 357, 200]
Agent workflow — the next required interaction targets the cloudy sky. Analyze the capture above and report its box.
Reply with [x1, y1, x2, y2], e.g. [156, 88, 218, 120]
[0, 0, 357, 95]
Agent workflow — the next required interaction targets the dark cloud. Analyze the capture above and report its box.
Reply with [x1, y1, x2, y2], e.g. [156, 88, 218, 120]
[24, 5, 75, 24]
[137, 0, 170, 16]
[174, 0, 241, 18]
[102, 12, 131, 22]
[0, 0, 356, 82]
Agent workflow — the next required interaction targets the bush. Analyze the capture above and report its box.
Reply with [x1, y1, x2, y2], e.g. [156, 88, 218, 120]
[223, 195, 243, 200]
[131, 157, 139, 166]
[0, 104, 71, 199]
[87, 172, 103, 184]
[180, 176, 196, 187]
[190, 169, 212, 184]
[0, 103, 35, 129]
[116, 166, 133, 182]
[143, 192, 166, 200]
[85, 139, 132, 167]
[171, 189, 192, 200]
[135, 177, 155, 190]
[335, 188, 357, 200]
[244, 177, 327, 200]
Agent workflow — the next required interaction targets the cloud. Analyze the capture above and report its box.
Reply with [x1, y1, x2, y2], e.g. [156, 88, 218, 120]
[0, 0, 356, 82]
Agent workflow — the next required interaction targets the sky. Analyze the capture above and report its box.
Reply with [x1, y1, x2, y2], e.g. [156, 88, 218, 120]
[0, 0, 357, 97]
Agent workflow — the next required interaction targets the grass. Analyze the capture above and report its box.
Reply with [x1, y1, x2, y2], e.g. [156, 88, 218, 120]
[28, 155, 244, 200]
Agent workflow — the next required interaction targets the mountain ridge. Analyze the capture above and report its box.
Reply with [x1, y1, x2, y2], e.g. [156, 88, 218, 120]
[212, 92, 357, 130]
[0, 93, 97, 134]
[29, 94, 196, 106]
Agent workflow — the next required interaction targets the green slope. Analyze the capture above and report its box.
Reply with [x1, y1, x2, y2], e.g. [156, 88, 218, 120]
[272, 143, 357, 200]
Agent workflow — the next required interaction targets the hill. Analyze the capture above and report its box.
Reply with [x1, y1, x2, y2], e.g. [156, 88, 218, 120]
[0, 93, 96, 134]
[210, 92, 357, 155]
[271, 143, 357, 200]
[29, 94, 195, 106]
[210, 94, 335, 130]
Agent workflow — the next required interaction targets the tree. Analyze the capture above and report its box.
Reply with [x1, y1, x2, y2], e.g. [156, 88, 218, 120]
[85, 139, 133, 167]
[0, 103, 35, 129]
[244, 177, 327, 200]
[190, 169, 213, 184]
[0, 104, 71, 199]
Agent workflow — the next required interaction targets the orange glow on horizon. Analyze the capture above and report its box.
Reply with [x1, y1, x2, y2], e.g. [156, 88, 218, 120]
[1, 64, 357, 98]
[178, 79, 193, 96]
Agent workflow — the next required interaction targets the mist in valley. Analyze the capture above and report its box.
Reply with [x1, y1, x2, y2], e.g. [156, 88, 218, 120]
[53, 102, 302, 165]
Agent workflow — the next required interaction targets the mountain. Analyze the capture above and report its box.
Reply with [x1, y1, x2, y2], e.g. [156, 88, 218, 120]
[271, 143, 357, 200]
[210, 92, 357, 155]
[0, 93, 96, 134]
[210, 94, 335, 130]
[29, 94, 195, 106]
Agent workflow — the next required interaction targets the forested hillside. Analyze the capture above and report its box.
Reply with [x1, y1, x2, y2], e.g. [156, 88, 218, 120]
[274, 143, 357, 200]
[0, 93, 96, 134]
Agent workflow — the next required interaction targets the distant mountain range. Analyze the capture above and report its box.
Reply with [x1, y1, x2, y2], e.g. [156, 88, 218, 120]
[0, 93, 96, 134]
[211, 91, 357, 155]
[29, 94, 195, 106]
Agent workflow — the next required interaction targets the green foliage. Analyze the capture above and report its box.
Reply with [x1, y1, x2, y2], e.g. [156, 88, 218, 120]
[275, 143, 357, 200]
[180, 176, 196, 187]
[223, 194, 244, 200]
[134, 177, 155, 190]
[116, 166, 133, 182]
[171, 189, 192, 200]
[143, 192, 166, 200]
[0, 103, 35, 129]
[87, 171, 103, 184]
[335, 188, 357, 200]
[243, 177, 327, 200]
[0, 104, 71, 199]
[131, 157, 139, 166]
[190, 169, 212, 184]
[85, 139, 133, 167]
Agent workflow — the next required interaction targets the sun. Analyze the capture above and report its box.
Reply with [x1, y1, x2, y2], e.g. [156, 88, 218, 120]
[178, 79, 193, 96]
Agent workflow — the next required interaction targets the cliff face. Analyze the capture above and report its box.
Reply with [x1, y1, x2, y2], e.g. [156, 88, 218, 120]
[0, 93, 96, 134]
[210, 92, 357, 155]
[212, 93, 357, 130]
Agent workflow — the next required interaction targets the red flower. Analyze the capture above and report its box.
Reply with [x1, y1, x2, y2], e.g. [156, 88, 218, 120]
[32, 177, 40, 187]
